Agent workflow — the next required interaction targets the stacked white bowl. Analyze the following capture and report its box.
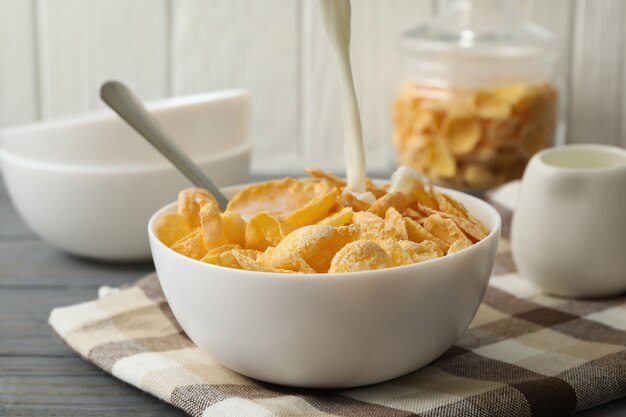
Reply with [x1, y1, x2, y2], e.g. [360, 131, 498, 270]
[0, 90, 251, 261]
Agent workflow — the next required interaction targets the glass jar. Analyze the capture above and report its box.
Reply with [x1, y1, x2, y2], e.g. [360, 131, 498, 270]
[391, 0, 563, 191]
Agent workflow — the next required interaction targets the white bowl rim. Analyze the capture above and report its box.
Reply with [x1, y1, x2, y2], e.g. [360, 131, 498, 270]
[0, 141, 251, 173]
[0, 89, 250, 136]
[148, 182, 502, 281]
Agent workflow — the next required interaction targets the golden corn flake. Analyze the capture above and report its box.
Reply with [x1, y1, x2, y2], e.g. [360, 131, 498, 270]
[158, 171, 490, 273]
[448, 239, 472, 255]
[258, 247, 316, 273]
[415, 239, 444, 257]
[462, 164, 493, 189]
[430, 136, 457, 178]
[318, 207, 353, 227]
[368, 192, 409, 218]
[276, 225, 357, 273]
[328, 240, 392, 273]
[245, 212, 285, 251]
[283, 188, 338, 230]
[213, 243, 242, 254]
[201, 248, 237, 266]
[433, 193, 490, 240]
[436, 193, 471, 219]
[171, 228, 207, 260]
[221, 210, 246, 247]
[398, 239, 442, 263]
[403, 181, 438, 210]
[427, 209, 488, 243]
[197, 195, 228, 250]
[275, 224, 333, 258]
[519, 126, 549, 158]
[402, 208, 425, 221]
[227, 177, 333, 221]
[203, 248, 262, 269]
[392, 81, 557, 190]
[378, 238, 413, 267]
[306, 167, 346, 188]
[384, 207, 408, 240]
[404, 216, 436, 243]
[411, 111, 437, 134]
[201, 251, 238, 269]
[352, 211, 391, 240]
[397, 134, 433, 173]
[365, 178, 388, 198]
[308, 166, 393, 199]
[494, 84, 533, 105]
[423, 214, 472, 247]
[473, 91, 511, 121]
[338, 190, 372, 212]
[178, 188, 217, 228]
[443, 114, 481, 156]
[487, 118, 521, 145]
[155, 212, 191, 247]
[231, 250, 271, 272]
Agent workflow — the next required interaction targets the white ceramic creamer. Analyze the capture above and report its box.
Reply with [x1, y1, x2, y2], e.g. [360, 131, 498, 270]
[511, 144, 626, 298]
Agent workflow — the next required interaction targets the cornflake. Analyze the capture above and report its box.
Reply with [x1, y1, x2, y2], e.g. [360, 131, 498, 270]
[156, 167, 490, 273]
[392, 82, 557, 190]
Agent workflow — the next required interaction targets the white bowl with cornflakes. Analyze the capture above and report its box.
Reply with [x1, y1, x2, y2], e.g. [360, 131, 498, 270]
[148, 184, 501, 388]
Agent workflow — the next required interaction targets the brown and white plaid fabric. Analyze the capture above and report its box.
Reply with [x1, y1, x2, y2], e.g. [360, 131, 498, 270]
[49, 193, 626, 417]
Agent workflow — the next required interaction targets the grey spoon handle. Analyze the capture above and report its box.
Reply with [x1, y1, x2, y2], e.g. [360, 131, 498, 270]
[100, 81, 229, 210]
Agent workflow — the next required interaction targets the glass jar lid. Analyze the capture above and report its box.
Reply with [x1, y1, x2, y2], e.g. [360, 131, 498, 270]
[401, 0, 557, 87]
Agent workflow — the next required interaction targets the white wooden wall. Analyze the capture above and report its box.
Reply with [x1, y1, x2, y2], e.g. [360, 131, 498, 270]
[1, 0, 625, 175]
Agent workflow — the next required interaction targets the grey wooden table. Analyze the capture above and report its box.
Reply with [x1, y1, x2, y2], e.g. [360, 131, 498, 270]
[1, 177, 625, 416]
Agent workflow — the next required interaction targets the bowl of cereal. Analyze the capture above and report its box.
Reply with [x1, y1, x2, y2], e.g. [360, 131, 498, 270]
[148, 167, 501, 388]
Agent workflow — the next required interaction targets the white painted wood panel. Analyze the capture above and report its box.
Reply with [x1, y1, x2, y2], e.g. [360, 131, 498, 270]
[171, 0, 301, 174]
[36, 0, 169, 119]
[523, 0, 574, 144]
[0, 0, 39, 127]
[300, 0, 433, 173]
[569, 0, 626, 146]
[0, 0, 624, 176]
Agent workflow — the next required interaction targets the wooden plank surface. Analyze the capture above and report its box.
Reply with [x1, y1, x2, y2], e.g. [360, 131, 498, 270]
[0, 240, 153, 288]
[36, 0, 170, 118]
[0, 0, 39, 127]
[0, 191, 34, 239]
[0, 287, 108, 357]
[1, 356, 187, 417]
[1, 175, 626, 416]
[0, 178, 185, 415]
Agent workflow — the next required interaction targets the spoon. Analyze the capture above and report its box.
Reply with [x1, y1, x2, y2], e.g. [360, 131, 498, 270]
[100, 81, 229, 210]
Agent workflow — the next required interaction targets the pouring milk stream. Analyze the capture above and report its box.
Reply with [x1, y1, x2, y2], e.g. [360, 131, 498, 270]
[319, 0, 423, 197]
[319, 0, 374, 203]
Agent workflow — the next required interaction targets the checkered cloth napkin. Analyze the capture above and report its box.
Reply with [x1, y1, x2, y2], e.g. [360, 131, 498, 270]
[49, 184, 626, 417]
